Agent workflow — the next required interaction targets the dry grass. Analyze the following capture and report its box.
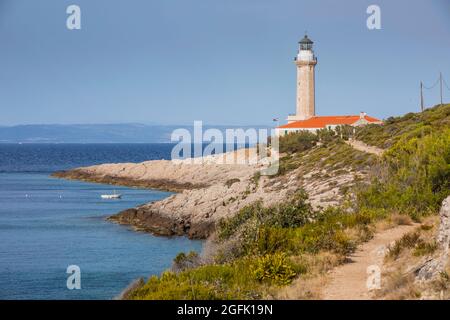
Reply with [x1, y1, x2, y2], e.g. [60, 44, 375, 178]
[384, 217, 438, 260]
[276, 274, 328, 299]
[375, 213, 413, 232]
[376, 270, 421, 300]
[391, 214, 414, 226]
[275, 252, 345, 300]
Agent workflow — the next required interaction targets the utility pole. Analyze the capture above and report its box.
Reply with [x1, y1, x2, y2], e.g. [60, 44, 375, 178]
[440, 72, 443, 106]
[420, 81, 424, 112]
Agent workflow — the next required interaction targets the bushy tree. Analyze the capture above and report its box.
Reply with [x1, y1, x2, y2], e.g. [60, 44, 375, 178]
[279, 131, 319, 154]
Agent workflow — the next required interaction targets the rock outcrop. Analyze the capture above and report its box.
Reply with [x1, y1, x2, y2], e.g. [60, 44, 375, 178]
[437, 196, 450, 249]
[52, 149, 259, 192]
[416, 196, 450, 282]
[108, 172, 299, 238]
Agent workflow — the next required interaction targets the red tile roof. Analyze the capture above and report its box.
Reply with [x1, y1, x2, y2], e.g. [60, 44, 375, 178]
[277, 115, 381, 129]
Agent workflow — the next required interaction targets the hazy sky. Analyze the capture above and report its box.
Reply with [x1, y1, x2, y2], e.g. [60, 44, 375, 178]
[0, 0, 449, 126]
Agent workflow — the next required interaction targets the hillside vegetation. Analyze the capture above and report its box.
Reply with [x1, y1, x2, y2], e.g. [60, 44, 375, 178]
[356, 104, 450, 149]
[125, 104, 450, 300]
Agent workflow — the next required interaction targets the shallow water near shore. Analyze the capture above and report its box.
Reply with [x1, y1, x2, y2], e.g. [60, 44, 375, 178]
[0, 144, 203, 299]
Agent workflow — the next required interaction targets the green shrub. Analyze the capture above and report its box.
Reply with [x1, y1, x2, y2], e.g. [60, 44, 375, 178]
[251, 253, 297, 285]
[127, 258, 272, 300]
[172, 251, 201, 272]
[387, 232, 421, 259]
[387, 231, 439, 259]
[279, 131, 319, 154]
[255, 227, 294, 254]
[316, 128, 337, 143]
[413, 241, 438, 257]
[293, 219, 357, 255]
[218, 190, 313, 242]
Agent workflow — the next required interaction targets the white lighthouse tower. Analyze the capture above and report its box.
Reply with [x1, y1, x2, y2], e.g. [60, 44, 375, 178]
[288, 34, 317, 123]
[276, 35, 382, 137]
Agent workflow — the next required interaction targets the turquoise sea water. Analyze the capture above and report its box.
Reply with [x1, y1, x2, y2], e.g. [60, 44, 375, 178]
[0, 144, 203, 300]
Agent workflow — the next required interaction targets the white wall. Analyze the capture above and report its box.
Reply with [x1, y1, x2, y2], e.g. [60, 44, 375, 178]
[275, 127, 320, 136]
[297, 50, 314, 62]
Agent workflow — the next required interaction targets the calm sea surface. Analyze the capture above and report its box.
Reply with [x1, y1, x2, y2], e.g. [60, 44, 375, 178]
[0, 144, 203, 300]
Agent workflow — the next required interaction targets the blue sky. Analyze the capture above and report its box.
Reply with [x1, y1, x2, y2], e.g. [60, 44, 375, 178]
[0, 0, 449, 126]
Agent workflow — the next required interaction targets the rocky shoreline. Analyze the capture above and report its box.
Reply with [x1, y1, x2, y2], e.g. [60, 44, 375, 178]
[52, 149, 263, 239]
[52, 169, 207, 192]
[107, 207, 215, 239]
[52, 147, 365, 240]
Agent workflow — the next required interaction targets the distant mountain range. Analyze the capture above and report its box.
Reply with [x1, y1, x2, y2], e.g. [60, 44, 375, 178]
[0, 124, 269, 143]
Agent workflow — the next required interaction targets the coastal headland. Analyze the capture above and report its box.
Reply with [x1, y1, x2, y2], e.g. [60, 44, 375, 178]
[53, 145, 364, 239]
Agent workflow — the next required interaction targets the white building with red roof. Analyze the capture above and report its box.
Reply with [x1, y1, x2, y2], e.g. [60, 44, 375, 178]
[276, 35, 382, 136]
[277, 113, 382, 135]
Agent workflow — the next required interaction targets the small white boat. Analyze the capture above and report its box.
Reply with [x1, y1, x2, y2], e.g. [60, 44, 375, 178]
[101, 191, 122, 199]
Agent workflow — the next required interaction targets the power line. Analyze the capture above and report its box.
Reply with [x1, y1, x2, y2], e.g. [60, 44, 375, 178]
[422, 77, 440, 90]
[420, 72, 448, 111]
[444, 77, 450, 91]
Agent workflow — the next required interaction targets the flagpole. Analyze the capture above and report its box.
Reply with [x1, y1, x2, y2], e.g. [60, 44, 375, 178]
[273, 118, 279, 128]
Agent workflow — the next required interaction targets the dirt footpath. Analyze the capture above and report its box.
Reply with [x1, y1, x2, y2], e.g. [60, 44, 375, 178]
[322, 224, 416, 300]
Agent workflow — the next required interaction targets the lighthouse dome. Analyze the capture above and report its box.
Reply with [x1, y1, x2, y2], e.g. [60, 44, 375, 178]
[299, 35, 313, 45]
[299, 35, 313, 51]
